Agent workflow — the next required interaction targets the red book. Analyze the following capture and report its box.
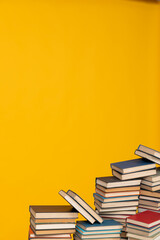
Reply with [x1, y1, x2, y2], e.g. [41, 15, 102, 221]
[126, 210, 160, 228]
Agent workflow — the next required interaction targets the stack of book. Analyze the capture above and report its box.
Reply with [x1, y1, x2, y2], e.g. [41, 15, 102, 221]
[111, 158, 156, 181]
[134, 145, 160, 214]
[28, 206, 78, 240]
[138, 168, 160, 213]
[126, 210, 160, 240]
[74, 219, 123, 240]
[135, 145, 160, 166]
[94, 176, 141, 224]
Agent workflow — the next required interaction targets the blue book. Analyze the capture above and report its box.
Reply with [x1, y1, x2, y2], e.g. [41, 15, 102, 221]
[76, 226, 121, 235]
[111, 158, 156, 174]
[76, 220, 123, 231]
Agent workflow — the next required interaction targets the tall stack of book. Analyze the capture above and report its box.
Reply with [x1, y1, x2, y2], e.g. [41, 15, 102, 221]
[137, 169, 160, 213]
[94, 176, 141, 224]
[94, 158, 157, 239]
[135, 145, 160, 214]
[29, 206, 78, 240]
[126, 210, 160, 240]
[74, 219, 123, 240]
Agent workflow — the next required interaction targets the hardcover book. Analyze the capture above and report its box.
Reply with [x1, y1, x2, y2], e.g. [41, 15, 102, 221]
[59, 190, 95, 224]
[111, 158, 156, 174]
[96, 176, 141, 188]
[67, 190, 103, 223]
[76, 219, 123, 231]
[29, 206, 78, 219]
[126, 210, 160, 228]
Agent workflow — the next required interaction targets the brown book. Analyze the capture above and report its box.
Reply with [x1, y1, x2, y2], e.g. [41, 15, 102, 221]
[30, 215, 76, 224]
[138, 204, 160, 211]
[140, 190, 160, 199]
[96, 184, 140, 193]
[95, 188, 140, 197]
[29, 206, 78, 219]
[139, 199, 160, 208]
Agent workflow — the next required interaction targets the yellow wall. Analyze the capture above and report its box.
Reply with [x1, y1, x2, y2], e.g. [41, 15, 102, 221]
[0, 0, 160, 239]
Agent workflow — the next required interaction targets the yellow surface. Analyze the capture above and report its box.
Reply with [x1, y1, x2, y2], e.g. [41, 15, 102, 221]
[0, 0, 160, 239]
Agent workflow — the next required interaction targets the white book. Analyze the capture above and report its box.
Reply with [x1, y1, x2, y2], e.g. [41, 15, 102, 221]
[31, 219, 75, 230]
[59, 190, 95, 224]
[138, 145, 160, 159]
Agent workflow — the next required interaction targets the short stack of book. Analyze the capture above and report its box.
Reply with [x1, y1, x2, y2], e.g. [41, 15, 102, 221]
[74, 220, 123, 240]
[126, 210, 160, 240]
[28, 206, 78, 240]
[135, 145, 160, 166]
[111, 158, 156, 181]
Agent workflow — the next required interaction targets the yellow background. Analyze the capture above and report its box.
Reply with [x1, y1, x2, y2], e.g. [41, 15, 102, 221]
[0, 0, 160, 239]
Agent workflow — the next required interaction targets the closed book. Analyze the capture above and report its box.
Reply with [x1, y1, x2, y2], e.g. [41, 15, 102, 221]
[30, 218, 76, 230]
[138, 205, 160, 211]
[135, 150, 160, 165]
[127, 233, 160, 240]
[143, 168, 160, 182]
[138, 145, 160, 159]
[100, 214, 131, 219]
[30, 215, 76, 224]
[31, 227, 76, 236]
[111, 158, 156, 174]
[140, 190, 160, 199]
[29, 227, 71, 239]
[141, 184, 160, 192]
[99, 211, 136, 215]
[139, 200, 160, 208]
[67, 190, 103, 223]
[94, 193, 139, 203]
[126, 223, 159, 232]
[95, 202, 137, 212]
[96, 177, 141, 188]
[29, 206, 78, 219]
[76, 219, 123, 231]
[76, 226, 121, 235]
[126, 210, 160, 228]
[74, 234, 121, 240]
[75, 232, 121, 239]
[126, 226, 160, 237]
[59, 190, 95, 224]
[94, 199, 138, 208]
[96, 184, 140, 193]
[141, 180, 160, 187]
[140, 195, 160, 203]
[95, 188, 140, 197]
[112, 169, 156, 180]
[138, 208, 160, 214]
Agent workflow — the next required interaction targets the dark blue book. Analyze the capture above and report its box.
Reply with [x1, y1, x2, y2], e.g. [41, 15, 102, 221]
[111, 158, 156, 174]
[76, 219, 123, 231]
[76, 225, 121, 235]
